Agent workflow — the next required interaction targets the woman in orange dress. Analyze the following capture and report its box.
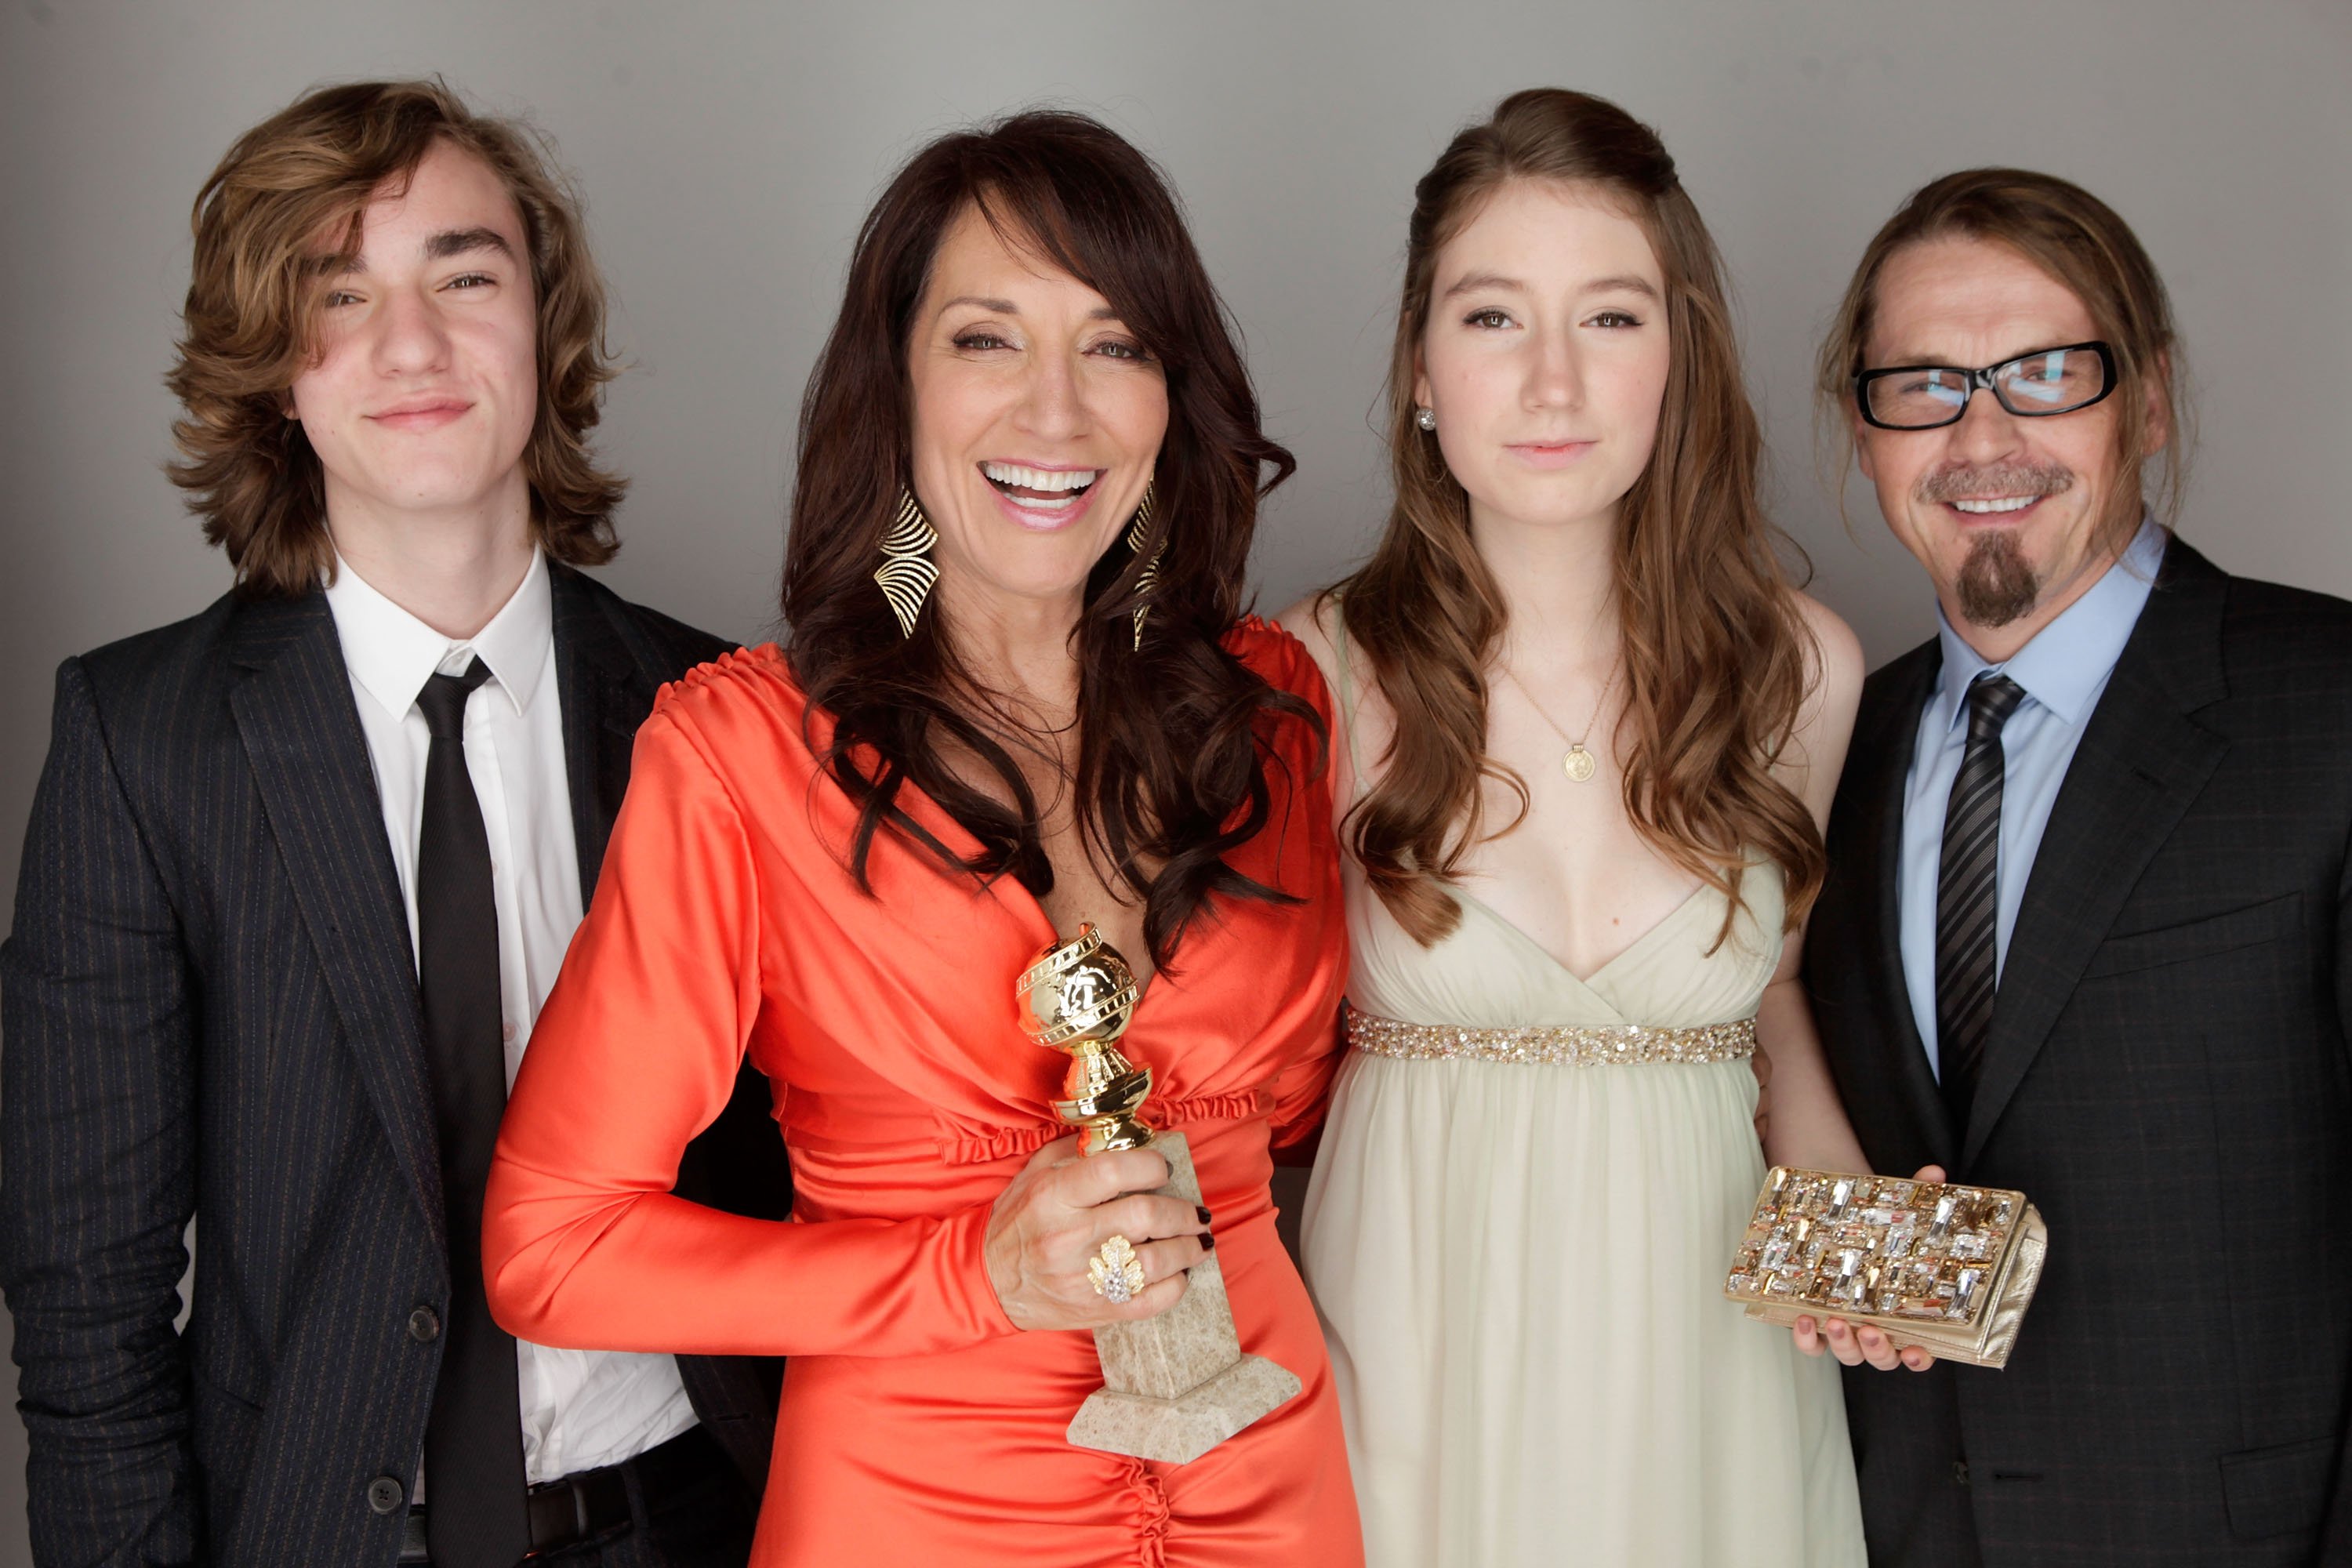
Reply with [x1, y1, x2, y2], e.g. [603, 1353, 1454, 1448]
[482, 112, 1362, 1566]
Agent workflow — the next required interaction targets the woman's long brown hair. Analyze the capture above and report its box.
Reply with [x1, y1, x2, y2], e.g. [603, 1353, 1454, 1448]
[1334, 88, 1821, 946]
[782, 111, 1316, 971]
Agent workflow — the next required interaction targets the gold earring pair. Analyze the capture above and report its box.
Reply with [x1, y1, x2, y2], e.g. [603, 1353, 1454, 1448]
[875, 481, 1161, 645]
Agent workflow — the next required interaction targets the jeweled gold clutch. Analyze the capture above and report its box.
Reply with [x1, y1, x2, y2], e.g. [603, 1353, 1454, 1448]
[1722, 1166, 2049, 1370]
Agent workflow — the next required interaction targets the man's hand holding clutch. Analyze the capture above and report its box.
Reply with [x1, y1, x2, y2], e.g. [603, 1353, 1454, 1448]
[1791, 1165, 1944, 1372]
[1730, 1163, 2049, 1371]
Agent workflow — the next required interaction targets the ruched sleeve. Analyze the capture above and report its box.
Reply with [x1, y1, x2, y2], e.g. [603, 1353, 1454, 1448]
[482, 692, 1019, 1361]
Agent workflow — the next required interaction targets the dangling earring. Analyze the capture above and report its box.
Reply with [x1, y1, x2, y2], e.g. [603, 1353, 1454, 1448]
[1415, 406, 1437, 432]
[1123, 480, 1162, 652]
[874, 488, 940, 638]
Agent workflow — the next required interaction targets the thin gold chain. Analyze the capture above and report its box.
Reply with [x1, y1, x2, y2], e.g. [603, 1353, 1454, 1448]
[1495, 656, 1621, 757]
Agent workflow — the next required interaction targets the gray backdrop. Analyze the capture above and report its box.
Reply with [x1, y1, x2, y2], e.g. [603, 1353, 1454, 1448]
[2, 1, 2347, 1559]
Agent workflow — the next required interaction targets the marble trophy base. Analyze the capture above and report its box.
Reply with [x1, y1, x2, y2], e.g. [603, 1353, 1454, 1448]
[1067, 1131, 1301, 1465]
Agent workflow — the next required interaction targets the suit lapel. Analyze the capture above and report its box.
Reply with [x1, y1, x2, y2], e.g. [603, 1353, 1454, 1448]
[550, 564, 653, 903]
[228, 592, 443, 1239]
[1963, 541, 2230, 1166]
[1852, 646, 1959, 1170]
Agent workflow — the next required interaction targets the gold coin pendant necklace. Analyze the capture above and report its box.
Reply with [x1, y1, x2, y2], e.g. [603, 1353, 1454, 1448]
[1498, 657, 1621, 784]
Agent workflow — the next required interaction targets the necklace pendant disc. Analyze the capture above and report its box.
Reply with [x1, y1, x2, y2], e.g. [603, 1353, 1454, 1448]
[1563, 745, 1598, 783]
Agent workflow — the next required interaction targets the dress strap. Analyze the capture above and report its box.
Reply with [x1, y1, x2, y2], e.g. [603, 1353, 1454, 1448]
[1327, 598, 1371, 799]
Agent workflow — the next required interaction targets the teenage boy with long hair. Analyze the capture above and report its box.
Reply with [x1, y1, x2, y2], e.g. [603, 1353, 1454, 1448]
[0, 80, 787, 1567]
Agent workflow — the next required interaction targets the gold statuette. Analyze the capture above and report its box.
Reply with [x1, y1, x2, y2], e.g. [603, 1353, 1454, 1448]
[1017, 927, 1153, 1155]
[1017, 924, 1301, 1463]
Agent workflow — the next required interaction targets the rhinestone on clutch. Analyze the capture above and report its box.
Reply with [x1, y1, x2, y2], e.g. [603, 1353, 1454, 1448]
[1726, 1167, 2021, 1323]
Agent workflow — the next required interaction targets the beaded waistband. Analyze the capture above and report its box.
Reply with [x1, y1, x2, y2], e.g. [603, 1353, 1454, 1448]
[1345, 1007, 1756, 1066]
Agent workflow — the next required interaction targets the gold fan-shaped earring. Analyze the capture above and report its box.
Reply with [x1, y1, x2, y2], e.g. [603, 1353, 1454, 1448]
[875, 488, 941, 638]
[1123, 480, 1162, 652]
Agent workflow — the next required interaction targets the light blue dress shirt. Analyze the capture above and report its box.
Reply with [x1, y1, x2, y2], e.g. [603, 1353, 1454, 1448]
[1898, 517, 2168, 1076]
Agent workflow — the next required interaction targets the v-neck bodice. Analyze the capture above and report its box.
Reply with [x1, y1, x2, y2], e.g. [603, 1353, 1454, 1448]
[1323, 596, 1784, 1033]
[1344, 855, 1784, 1029]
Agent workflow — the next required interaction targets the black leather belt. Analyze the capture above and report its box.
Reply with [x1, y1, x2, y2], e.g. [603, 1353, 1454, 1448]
[398, 1423, 729, 1562]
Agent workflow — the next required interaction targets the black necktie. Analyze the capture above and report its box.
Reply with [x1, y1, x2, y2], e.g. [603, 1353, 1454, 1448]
[414, 660, 529, 1567]
[1935, 673, 2027, 1128]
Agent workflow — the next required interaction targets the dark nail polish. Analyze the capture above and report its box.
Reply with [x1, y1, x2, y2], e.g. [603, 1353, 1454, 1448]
[1196, 1207, 1213, 1225]
[1200, 1232, 1215, 1251]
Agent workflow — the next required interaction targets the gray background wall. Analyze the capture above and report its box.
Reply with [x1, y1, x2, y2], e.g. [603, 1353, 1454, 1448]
[2, 1, 2347, 1559]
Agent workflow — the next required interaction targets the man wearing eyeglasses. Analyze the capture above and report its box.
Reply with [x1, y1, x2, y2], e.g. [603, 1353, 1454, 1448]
[1801, 168, 2352, 1566]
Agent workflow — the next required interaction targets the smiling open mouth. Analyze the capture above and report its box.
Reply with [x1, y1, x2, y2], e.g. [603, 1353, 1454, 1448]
[1919, 461, 2074, 518]
[982, 462, 1100, 514]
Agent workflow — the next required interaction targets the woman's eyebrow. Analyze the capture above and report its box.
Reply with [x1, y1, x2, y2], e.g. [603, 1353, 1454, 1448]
[1441, 270, 1523, 300]
[1440, 270, 1660, 300]
[936, 296, 1124, 323]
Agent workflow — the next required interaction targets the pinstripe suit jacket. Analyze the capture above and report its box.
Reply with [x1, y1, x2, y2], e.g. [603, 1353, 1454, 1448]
[1806, 538, 2352, 1566]
[0, 562, 793, 1566]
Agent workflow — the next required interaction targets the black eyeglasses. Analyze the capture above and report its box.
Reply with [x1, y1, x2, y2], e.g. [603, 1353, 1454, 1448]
[1854, 341, 2117, 430]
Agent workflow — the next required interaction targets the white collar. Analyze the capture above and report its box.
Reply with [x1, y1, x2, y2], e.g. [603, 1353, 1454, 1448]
[322, 549, 552, 721]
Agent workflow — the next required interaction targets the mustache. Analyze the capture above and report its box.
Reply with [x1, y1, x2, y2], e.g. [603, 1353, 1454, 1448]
[1916, 460, 2076, 505]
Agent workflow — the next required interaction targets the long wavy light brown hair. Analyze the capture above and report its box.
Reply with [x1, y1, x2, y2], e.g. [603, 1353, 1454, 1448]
[1816, 165, 2190, 547]
[782, 111, 1316, 971]
[1332, 88, 1821, 946]
[166, 78, 624, 596]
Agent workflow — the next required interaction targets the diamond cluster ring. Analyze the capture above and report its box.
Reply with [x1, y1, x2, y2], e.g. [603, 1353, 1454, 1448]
[1088, 1234, 1147, 1303]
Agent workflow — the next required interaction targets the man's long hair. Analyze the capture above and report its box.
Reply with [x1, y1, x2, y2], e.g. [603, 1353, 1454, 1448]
[168, 78, 624, 595]
[1814, 166, 2190, 549]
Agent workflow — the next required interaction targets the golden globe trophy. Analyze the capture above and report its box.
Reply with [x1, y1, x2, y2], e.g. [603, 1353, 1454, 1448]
[1017, 924, 1301, 1464]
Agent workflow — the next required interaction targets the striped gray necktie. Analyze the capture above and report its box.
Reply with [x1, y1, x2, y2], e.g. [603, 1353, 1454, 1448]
[1935, 673, 2027, 1127]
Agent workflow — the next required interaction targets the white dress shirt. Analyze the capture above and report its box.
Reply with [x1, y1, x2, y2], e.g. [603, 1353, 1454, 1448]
[323, 550, 696, 1485]
[1897, 517, 2167, 1076]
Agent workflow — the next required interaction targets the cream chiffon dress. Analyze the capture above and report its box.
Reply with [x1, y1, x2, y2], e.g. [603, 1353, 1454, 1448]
[1299, 641, 1866, 1567]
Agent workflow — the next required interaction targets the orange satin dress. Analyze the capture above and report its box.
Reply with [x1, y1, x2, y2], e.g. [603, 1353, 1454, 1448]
[484, 620, 1363, 1568]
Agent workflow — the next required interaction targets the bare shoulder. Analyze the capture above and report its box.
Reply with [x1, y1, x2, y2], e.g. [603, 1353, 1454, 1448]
[1791, 590, 1864, 724]
[1275, 590, 1372, 813]
[1275, 592, 1343, 689]
[1780, 592, 1863, 822]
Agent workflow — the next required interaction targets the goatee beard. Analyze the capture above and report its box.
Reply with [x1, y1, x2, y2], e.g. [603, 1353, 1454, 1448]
[1955, 530, 2040, 627]
[1918, 459, 2074, 630]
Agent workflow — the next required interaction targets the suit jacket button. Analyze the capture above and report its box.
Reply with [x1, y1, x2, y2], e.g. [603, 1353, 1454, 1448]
[367, 1475, 407, 1514]
[407, 1306, 441, 1342]
[1952, 1460, 1971, 1487]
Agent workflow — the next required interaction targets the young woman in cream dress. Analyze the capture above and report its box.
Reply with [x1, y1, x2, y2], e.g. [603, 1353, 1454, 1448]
[1284, 90, 1912, 1566]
